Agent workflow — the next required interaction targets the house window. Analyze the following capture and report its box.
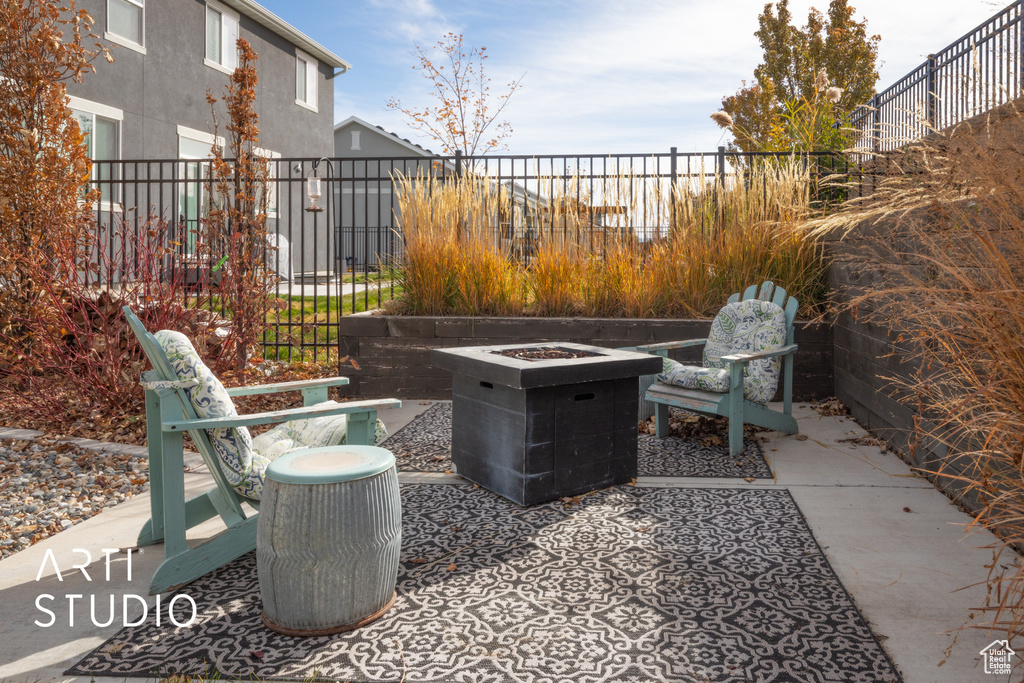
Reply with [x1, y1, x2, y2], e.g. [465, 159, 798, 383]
[350, 131, 360, 150]
[205, 1, 239, 73]
[295, 50, 317, 110]
[69, 97, 123, 205]
[106, 0, 145, 52]
[177, 126, 225, 254]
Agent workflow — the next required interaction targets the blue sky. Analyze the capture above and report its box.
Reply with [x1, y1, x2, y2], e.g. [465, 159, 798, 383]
[259, 0, 1002, 154]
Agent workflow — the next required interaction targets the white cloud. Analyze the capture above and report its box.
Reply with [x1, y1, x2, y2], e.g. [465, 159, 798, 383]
[484, 0, 1003, 153]
[369, 0, 454, 45]
[325, 0, 1010, 155]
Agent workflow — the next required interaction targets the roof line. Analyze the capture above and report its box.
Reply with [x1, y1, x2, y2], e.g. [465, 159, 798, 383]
[334, 115, 436, 156]
[221, 0, 352, 71]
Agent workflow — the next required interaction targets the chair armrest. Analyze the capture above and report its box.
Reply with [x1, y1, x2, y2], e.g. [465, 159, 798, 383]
[718, 344, 798, 365]
[225, 376, 350, 396]
[163, 398, 400, 432]
[636, 339, 707, 353]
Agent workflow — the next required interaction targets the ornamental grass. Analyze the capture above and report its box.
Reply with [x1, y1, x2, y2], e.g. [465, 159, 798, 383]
[393, 159, 829, 318]
[809, 102, 1024, 651]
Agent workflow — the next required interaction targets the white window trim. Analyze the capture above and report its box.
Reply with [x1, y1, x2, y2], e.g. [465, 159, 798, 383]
[68, 96, 124, 122]
[203, 57, 233, 75]
[204, 0, 239, 75]
[104, 31, 147, 55]
[350, 130, 360, 150]
[295, 48, 318, 112]
[71, 97, 124, 214]
[176, 125, 225, 152]
[105, 0, 146, 55]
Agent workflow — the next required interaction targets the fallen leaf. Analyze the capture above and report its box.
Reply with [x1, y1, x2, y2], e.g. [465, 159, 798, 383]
[744, 477, 756, 483]
[410, 558, 428, 564]
[447, 562, 457, 572]
[636, 526, 650, 533]
[794, 434, 808, 441]
[903, 506, 913, 513]
[250, 650, 264, 660]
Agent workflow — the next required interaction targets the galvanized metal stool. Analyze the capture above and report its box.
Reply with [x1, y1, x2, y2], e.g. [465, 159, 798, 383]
[257, 445, 402, 636]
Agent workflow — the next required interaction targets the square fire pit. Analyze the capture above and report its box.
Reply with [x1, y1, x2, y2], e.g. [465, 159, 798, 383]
[431, 342, 663, 506]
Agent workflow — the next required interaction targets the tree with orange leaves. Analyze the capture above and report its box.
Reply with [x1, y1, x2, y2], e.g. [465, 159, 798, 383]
[205, 38, 275, 371]
[0, 0, 111, 312]
[388, 32, 524, 157]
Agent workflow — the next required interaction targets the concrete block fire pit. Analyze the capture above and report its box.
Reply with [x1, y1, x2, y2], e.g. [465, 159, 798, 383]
[431, 342, 662, 506]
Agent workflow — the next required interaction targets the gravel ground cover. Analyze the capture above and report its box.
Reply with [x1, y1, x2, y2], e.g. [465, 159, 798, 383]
[0, 436, 149, 560]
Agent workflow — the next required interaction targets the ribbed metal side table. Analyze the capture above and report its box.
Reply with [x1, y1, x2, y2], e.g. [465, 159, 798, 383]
[257, 445, 402, 636]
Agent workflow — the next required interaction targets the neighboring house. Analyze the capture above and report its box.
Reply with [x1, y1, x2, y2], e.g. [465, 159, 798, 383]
[332, 116, 440, 272]
[331, 116, 550, 270]
[65, 0, 352, 278]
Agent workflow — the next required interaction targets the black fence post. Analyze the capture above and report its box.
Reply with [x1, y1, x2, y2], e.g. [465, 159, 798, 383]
[1019, 0, 1024, 99]
[455, 150, 463, 180]
[926, 53, 937, 131]
[714, 146, 726, 226]
[669, 146, 677, 237]
[872, 94, 881, 153]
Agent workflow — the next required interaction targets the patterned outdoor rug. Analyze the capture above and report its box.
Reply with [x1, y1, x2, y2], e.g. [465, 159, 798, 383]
[68, 485, 900, 682]
[382, 403, 771, 479]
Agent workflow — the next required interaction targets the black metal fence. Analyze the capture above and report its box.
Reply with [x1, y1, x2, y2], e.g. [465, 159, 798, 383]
[851, 0, 1024, 151]
[87, 149, 856, 362]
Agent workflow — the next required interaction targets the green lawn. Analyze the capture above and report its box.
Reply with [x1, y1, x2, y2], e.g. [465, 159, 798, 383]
[262, 285, 403, 362]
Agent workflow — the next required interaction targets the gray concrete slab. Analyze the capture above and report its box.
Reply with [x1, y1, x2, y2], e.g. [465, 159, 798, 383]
[0, 401, 1011, 682]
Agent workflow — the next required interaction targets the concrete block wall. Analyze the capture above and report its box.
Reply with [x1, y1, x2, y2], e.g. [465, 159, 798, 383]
[338, 316, 833, 401]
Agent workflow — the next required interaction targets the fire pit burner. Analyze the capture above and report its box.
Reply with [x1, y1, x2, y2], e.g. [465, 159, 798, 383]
[491, 346, 602, 362]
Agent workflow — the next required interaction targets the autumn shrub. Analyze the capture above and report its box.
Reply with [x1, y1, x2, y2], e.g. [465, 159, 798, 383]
[0, 1, 109, 339]
[0, 213, 217, 425]
[809, 103, 1024, 651]
[203, 38, 277, 370]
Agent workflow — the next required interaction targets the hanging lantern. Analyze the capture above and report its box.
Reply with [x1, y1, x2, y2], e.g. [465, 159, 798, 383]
[306, 174, 323, 213]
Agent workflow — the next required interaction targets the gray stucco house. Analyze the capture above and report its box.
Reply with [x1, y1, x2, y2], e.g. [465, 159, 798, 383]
[68, 0, 348, 160]
[65, 0, 351, 278]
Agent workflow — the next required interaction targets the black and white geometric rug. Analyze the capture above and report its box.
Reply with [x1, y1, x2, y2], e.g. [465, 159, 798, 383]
[382, 403, 772, 479]
[68, 485, 900, 682]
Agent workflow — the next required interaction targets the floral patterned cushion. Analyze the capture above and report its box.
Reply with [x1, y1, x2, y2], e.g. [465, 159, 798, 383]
[250, 412, 389, 462]
[154, 331, 261, 497]
[657, 299, 787, 404]
[155, 331, 389, 501]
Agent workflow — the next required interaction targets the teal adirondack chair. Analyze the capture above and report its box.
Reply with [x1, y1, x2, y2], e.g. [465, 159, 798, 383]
[124, 307, 400, 594]
[637, 282, 799, 456]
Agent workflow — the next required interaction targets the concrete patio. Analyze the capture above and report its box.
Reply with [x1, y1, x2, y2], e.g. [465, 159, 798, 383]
[0, 402, 1008, 682]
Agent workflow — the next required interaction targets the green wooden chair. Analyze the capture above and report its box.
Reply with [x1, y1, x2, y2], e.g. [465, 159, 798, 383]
[637, 281, 799, 456]
[123, 306, 400, 594]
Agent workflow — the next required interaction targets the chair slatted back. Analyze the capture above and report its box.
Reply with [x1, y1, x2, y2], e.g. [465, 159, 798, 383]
[124, 307, 249, 514]
[727, 281, 798, 345]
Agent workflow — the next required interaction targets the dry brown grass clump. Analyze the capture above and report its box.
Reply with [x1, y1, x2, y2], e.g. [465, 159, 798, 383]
[394, 160, 830, 318]
[392, 172, 526, 316]
[812, 102, 1024, 648]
